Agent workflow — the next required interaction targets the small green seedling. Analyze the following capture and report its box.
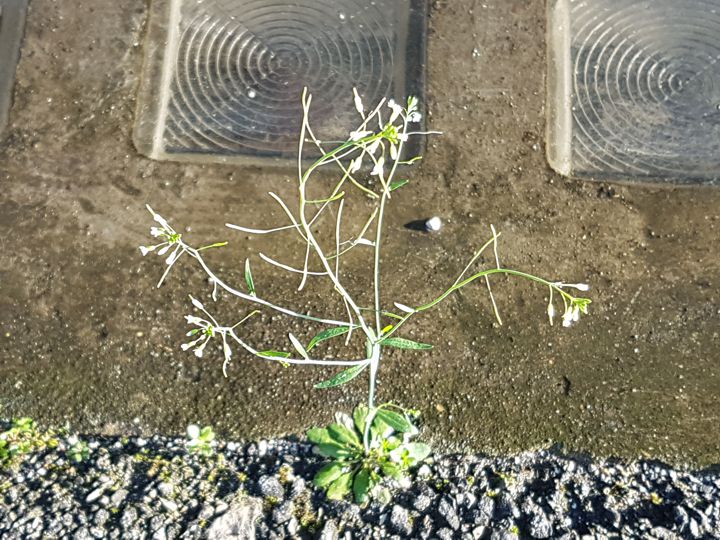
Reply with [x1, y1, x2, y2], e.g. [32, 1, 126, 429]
[66, 436, 90, 463]
[309, 404, 430, 504]
[186, 424, 216, 457]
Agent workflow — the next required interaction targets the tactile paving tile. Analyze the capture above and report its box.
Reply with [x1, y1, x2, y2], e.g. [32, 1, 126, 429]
[0, 0, 28, 135]
[547, 0, 720, 184]
[134, 0, 427, 165]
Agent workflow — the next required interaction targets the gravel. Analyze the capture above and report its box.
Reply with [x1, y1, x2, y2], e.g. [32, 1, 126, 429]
[1, 429, 720, 539]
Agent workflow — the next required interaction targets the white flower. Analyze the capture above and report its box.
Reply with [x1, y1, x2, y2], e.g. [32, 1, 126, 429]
[408, 111, 422, 123]
[562, 309, 573, 327]
[349, 157, 362, 173]
[139, 246, 154, 256]
[349, 130, 372, 141]
[367, 138, 382, 156]
[388, 99, 403, 123]
[150, 227, 163, 237]
[371, 156, 385, 177]
[571, 283, 590, 292]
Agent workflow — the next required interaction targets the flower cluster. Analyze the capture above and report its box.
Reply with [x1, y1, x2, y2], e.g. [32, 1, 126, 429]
[347, 93, 423, 182]
[181, 296, 233, 370]
[139, 205, 182, 262]
[547, 282, 591, 327]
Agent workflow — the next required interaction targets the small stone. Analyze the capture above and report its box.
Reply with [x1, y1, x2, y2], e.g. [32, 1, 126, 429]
[160, 498, 178, 513]
[271, 501, 294, 525]
[94, 509, 110, 527]
[257, 440, 268, 456]
[157, 482, 173, 498]
[319, 519, 339, 540]
[86, 487, 106, 504]
[287, 517, 299, 536]
[438, 497, 460, 531]
[74, 528, 93, 540]
[390, 505, 413, 536]
[120, 506, 138, 529]
[436, 527, 455, 540]
[110, 489, 129, 508]
[528, 512, 553, 538]
[289, 477, 306, 500]
[207, 497, 263, 540]
[257, 475, 284, 499]
[414, 493, 433, 512]
[473, 526, 488, 539]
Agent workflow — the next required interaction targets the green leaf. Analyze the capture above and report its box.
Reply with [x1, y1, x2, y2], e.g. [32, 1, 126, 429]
[389, 179, 409, 191]
[380, 337, 433, 350]
[405, 442, 432, 463]
[257, 350, 291, 359]
[380, 461, 404, 480]
[353, 468, 371, 504]
[288, 333, 309, 360]
[327, 471, 354, 500]
[315, 443, 352, 459]
[306, 428, 333, 445]
[307, 327, 351, 351]
[314, 363, 368, 389]
[244, 258, 255, 296]
[314, 462, 345, 487]
[375, 409, 413, 433]
[353, 406, 369, 434]
[328, 423, 361, 448]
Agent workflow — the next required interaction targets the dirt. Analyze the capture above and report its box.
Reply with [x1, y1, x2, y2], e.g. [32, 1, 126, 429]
[0, 0, 719, 466]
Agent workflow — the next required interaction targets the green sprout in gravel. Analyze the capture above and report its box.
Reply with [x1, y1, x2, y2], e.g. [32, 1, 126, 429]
[66, 436, 90, 464]
[186, 424, 216, 457]
[142, 89, 591, 503]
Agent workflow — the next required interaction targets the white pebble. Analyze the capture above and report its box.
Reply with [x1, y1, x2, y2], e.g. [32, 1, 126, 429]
[425, 216, 443, 232]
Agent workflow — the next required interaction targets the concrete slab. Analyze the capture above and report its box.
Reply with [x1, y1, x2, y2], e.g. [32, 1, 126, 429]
[0, 0, 719, 465]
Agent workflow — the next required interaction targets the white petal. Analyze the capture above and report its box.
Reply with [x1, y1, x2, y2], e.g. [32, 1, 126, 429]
[388, 99, 403, 123]
[150, 227, 163, 237]
[355, 238, 375, 247]
[185, 315, 205, 326]
[139, 246, 152, 256]
[349, 130, 372, 141]
[165, 247, 180, 265]
[572, 283, 590, 292]
[371, 156, 385, 177]
[408, 111, 422, 123]
[390, 142, 398, 160]
[394, 302, 415, 314]
[367, 139, 382, 155]
[349, 157, 362, 173]
[353, 88, 364, 116]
